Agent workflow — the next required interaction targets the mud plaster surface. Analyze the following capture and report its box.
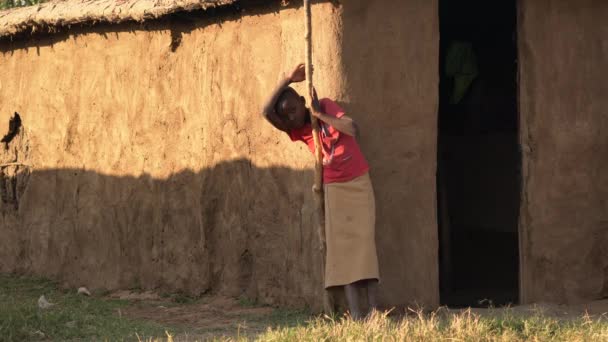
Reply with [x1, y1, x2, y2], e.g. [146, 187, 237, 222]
[0, 3, 345, 310]
[518, 0, 608, 303]
[340, 0, 440, 307]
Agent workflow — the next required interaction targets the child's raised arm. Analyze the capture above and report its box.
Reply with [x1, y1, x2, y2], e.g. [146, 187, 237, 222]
[261, 64, 305, 132]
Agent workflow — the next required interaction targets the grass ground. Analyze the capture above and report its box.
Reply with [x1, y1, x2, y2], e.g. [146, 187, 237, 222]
[0, 274, 167, 341]
[1, 274, 607, 341]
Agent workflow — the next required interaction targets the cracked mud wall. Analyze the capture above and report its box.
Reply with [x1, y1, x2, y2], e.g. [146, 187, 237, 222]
[519, 0, 608, 303]
[0, 3, 344, 309]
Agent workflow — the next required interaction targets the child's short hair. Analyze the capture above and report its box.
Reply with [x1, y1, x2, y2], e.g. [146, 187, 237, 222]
[274, 87, 300, 114]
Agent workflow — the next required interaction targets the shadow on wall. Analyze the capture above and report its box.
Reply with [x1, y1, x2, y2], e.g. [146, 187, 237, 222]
[0, 159, 327, 309]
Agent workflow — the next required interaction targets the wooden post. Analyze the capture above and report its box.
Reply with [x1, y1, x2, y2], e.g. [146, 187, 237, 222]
[304, 0, 333, 314]
[303, 1, 322, 192]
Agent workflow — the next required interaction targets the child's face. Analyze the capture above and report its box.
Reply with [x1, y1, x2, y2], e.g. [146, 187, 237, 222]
[278, 92, 307, 129]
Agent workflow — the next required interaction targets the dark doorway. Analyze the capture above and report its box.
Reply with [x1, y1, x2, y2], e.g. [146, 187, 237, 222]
[437, 0, 520, 307]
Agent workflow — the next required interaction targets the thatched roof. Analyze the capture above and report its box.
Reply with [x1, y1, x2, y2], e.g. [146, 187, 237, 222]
[0, 0, 236, 38]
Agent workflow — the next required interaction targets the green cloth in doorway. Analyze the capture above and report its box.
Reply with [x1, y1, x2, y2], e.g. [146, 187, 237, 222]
[445, 41, 478, 104]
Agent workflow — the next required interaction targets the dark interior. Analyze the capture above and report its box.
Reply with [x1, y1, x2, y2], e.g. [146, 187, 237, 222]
[437, 0, 520, 307]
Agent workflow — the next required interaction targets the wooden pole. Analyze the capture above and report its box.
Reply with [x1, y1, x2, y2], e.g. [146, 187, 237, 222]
[304, 1, 322, 192]
[304, 0, 333, 314]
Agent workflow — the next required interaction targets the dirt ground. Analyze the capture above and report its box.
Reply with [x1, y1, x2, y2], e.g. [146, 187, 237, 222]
[110, 291, 309, 339]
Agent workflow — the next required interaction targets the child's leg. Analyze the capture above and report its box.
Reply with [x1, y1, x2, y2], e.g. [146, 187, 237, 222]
[344, 283, 362, 320]
[366, 279, 379, 311]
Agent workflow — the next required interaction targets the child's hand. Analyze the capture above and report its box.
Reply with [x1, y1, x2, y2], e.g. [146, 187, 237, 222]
[311, 87, 321, 115]
[312, 184, 322, 193]
[289, 63, 306, 83]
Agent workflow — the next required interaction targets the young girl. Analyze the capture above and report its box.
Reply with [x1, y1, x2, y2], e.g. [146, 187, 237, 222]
[261, 64, 380, 319]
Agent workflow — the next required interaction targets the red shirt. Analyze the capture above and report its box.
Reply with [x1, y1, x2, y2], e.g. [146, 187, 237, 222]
[288, 98, 369, 184]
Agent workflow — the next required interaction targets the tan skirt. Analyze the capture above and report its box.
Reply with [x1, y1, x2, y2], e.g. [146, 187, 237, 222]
[324, 172, 380, 288]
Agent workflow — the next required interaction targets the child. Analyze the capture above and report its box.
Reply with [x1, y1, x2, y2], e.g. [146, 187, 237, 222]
[261, 63, 380, 319]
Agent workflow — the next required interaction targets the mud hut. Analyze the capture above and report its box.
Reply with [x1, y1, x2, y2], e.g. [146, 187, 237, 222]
[0, 0, 605, 310]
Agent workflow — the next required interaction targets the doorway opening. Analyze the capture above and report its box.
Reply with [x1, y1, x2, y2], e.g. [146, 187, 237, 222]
[437, 0, 521, 307]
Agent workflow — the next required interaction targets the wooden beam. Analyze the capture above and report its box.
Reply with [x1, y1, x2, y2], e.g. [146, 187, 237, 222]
[304, 0, 333, 314]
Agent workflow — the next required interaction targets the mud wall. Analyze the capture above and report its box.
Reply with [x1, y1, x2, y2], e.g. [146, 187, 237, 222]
[340, 0, 440, 307]
[0, 3, 345, 310]
[519, 0, 608, 303]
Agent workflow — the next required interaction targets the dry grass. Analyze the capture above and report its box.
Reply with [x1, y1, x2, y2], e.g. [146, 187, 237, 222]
[150, 309, 608, 342]
[0, 0, 234, 38]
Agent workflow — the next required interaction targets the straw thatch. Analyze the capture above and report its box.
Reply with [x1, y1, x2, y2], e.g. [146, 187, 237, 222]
[0, 0, 236, 37]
